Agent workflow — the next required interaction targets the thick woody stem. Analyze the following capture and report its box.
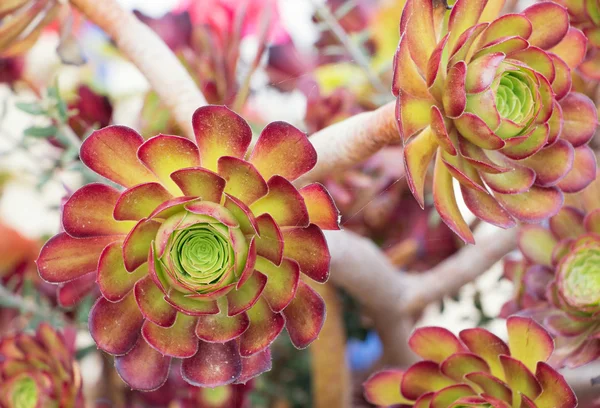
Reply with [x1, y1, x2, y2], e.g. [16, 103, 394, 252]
[297, 101, 397, 185]
[307, 281, 352, 408]
[325, 226, 517, 317]
[69, 0, 206, 138]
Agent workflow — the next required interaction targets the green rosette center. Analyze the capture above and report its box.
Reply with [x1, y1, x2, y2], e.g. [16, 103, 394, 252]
[165, 220, 235, 291]
[558, 241, 600, 309]
[495, 71, 535, 125]
[11, 376, 38, 408]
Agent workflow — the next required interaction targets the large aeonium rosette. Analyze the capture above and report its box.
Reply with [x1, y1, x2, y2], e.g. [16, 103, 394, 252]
[0, 324, 83, 408]
[503, 191, 600, 367]
[37, 105, 340, 390]
[363, 317, 576, 408]
[395, 0, 598, 243]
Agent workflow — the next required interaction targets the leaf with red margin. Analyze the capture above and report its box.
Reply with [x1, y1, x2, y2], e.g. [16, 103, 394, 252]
[218, 156, 268, 206]
[89, 293, 144, 355]
[63, 183, 135, 237]
[363, 369, 412, 406]
[239, 298, 285, 357]
[80, 125, 158, 187]
[465, 372, 512, 402]
[224, 195, 260, 236]
[460, 327, 509, 378]
[114, 337, 171, 391]
[506, 316, 554, 372]
[431, 384, 476, 408]
[523, 140, 574, 187]
[181, 340, 242, 387]
[137, 135, 200, 195]
[193, 106, 252, 172]
[254, 214, 283, 265]
[37, 233, 119, 283]
[518, 226, 556, 267]
[282, 224, 330, 283]
[236, 348, 272, 384]
[98, 242, 147, 302]
[171, 167, 225, 203]
[495, 186, 564, 223]
[440, 352, 490, 382]
[227, 271, 267, 316]
[433, 152, 474, 244]
[250, 176, 309, 227]
[548, 27, 587, 69]
[134, 276, 177, 327]
[403, 127, 437, 209]
[282, 281, 325, 349]
[113, 182, 172, 221]
[409, 327, 465, 363]
[299, 183, 340, 230]
[534, 362, 577, 408]
[400, 361, 455, 401]
[255, 256, 300, 312]
[141, 313, 199, 358]
[522, 2, 569, 49]
[249, 121, 316, 181]
[122, 219, 160, 272]
[559, 92, 598, 148]
[499, 355, 542, 401]
[196, 300, 249, 343]
[443, 62, 467, 118]
[556, 145, 597, 193]
[549, 207, 585, 240]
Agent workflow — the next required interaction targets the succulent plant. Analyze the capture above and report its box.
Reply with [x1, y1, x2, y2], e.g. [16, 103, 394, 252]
[0, 324, 83, 408]
[363, 316, 576, 407]
[395, 0, 598, 243]
[502, 179, 600, 367]
[37, 105, 339, 390]
[0, 0, 61, 56]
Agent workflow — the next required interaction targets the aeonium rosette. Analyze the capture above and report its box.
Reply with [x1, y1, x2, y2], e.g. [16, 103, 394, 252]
[363, 317, 576, 408]
[502, 180, 600, 367]
[395, 0, 598, 243]
[0, 324, 83, 408]
[37, 105, 340, 390]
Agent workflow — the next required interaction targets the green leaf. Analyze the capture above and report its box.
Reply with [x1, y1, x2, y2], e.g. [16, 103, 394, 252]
[24, 125, 57, 138]
[15, 102, 46, 115]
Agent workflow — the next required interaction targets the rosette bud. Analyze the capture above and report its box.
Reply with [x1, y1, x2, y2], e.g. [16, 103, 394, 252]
[37, 105, 340, 390]
[395, 0, 598, 243]
[363, 317, 576, 407]
[504, 188, 600, 367]
[0, 324, 83, 408]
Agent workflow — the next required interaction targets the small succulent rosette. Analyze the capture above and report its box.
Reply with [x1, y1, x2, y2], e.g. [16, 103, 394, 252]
[363, 317, 576, 407]
[395, 0, 598, 243]
[556, 0, 600, 79]
[0, 0, 62, 56]
[0, 324, 83, 408]
[37, 105, 339, 390]
[503, 200, 600, 367]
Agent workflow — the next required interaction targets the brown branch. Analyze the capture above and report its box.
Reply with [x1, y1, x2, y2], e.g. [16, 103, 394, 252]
[325, 226, 517, 317]
[307, 281, 351, 408]
[325, 227, 517, 367]
[69, 0, 206, 138]
[297, 101, 397, 185]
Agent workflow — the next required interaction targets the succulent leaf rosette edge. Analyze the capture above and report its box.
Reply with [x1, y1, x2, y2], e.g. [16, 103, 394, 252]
[395, 0, 598, 243]
[37, 105, 340, 390]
